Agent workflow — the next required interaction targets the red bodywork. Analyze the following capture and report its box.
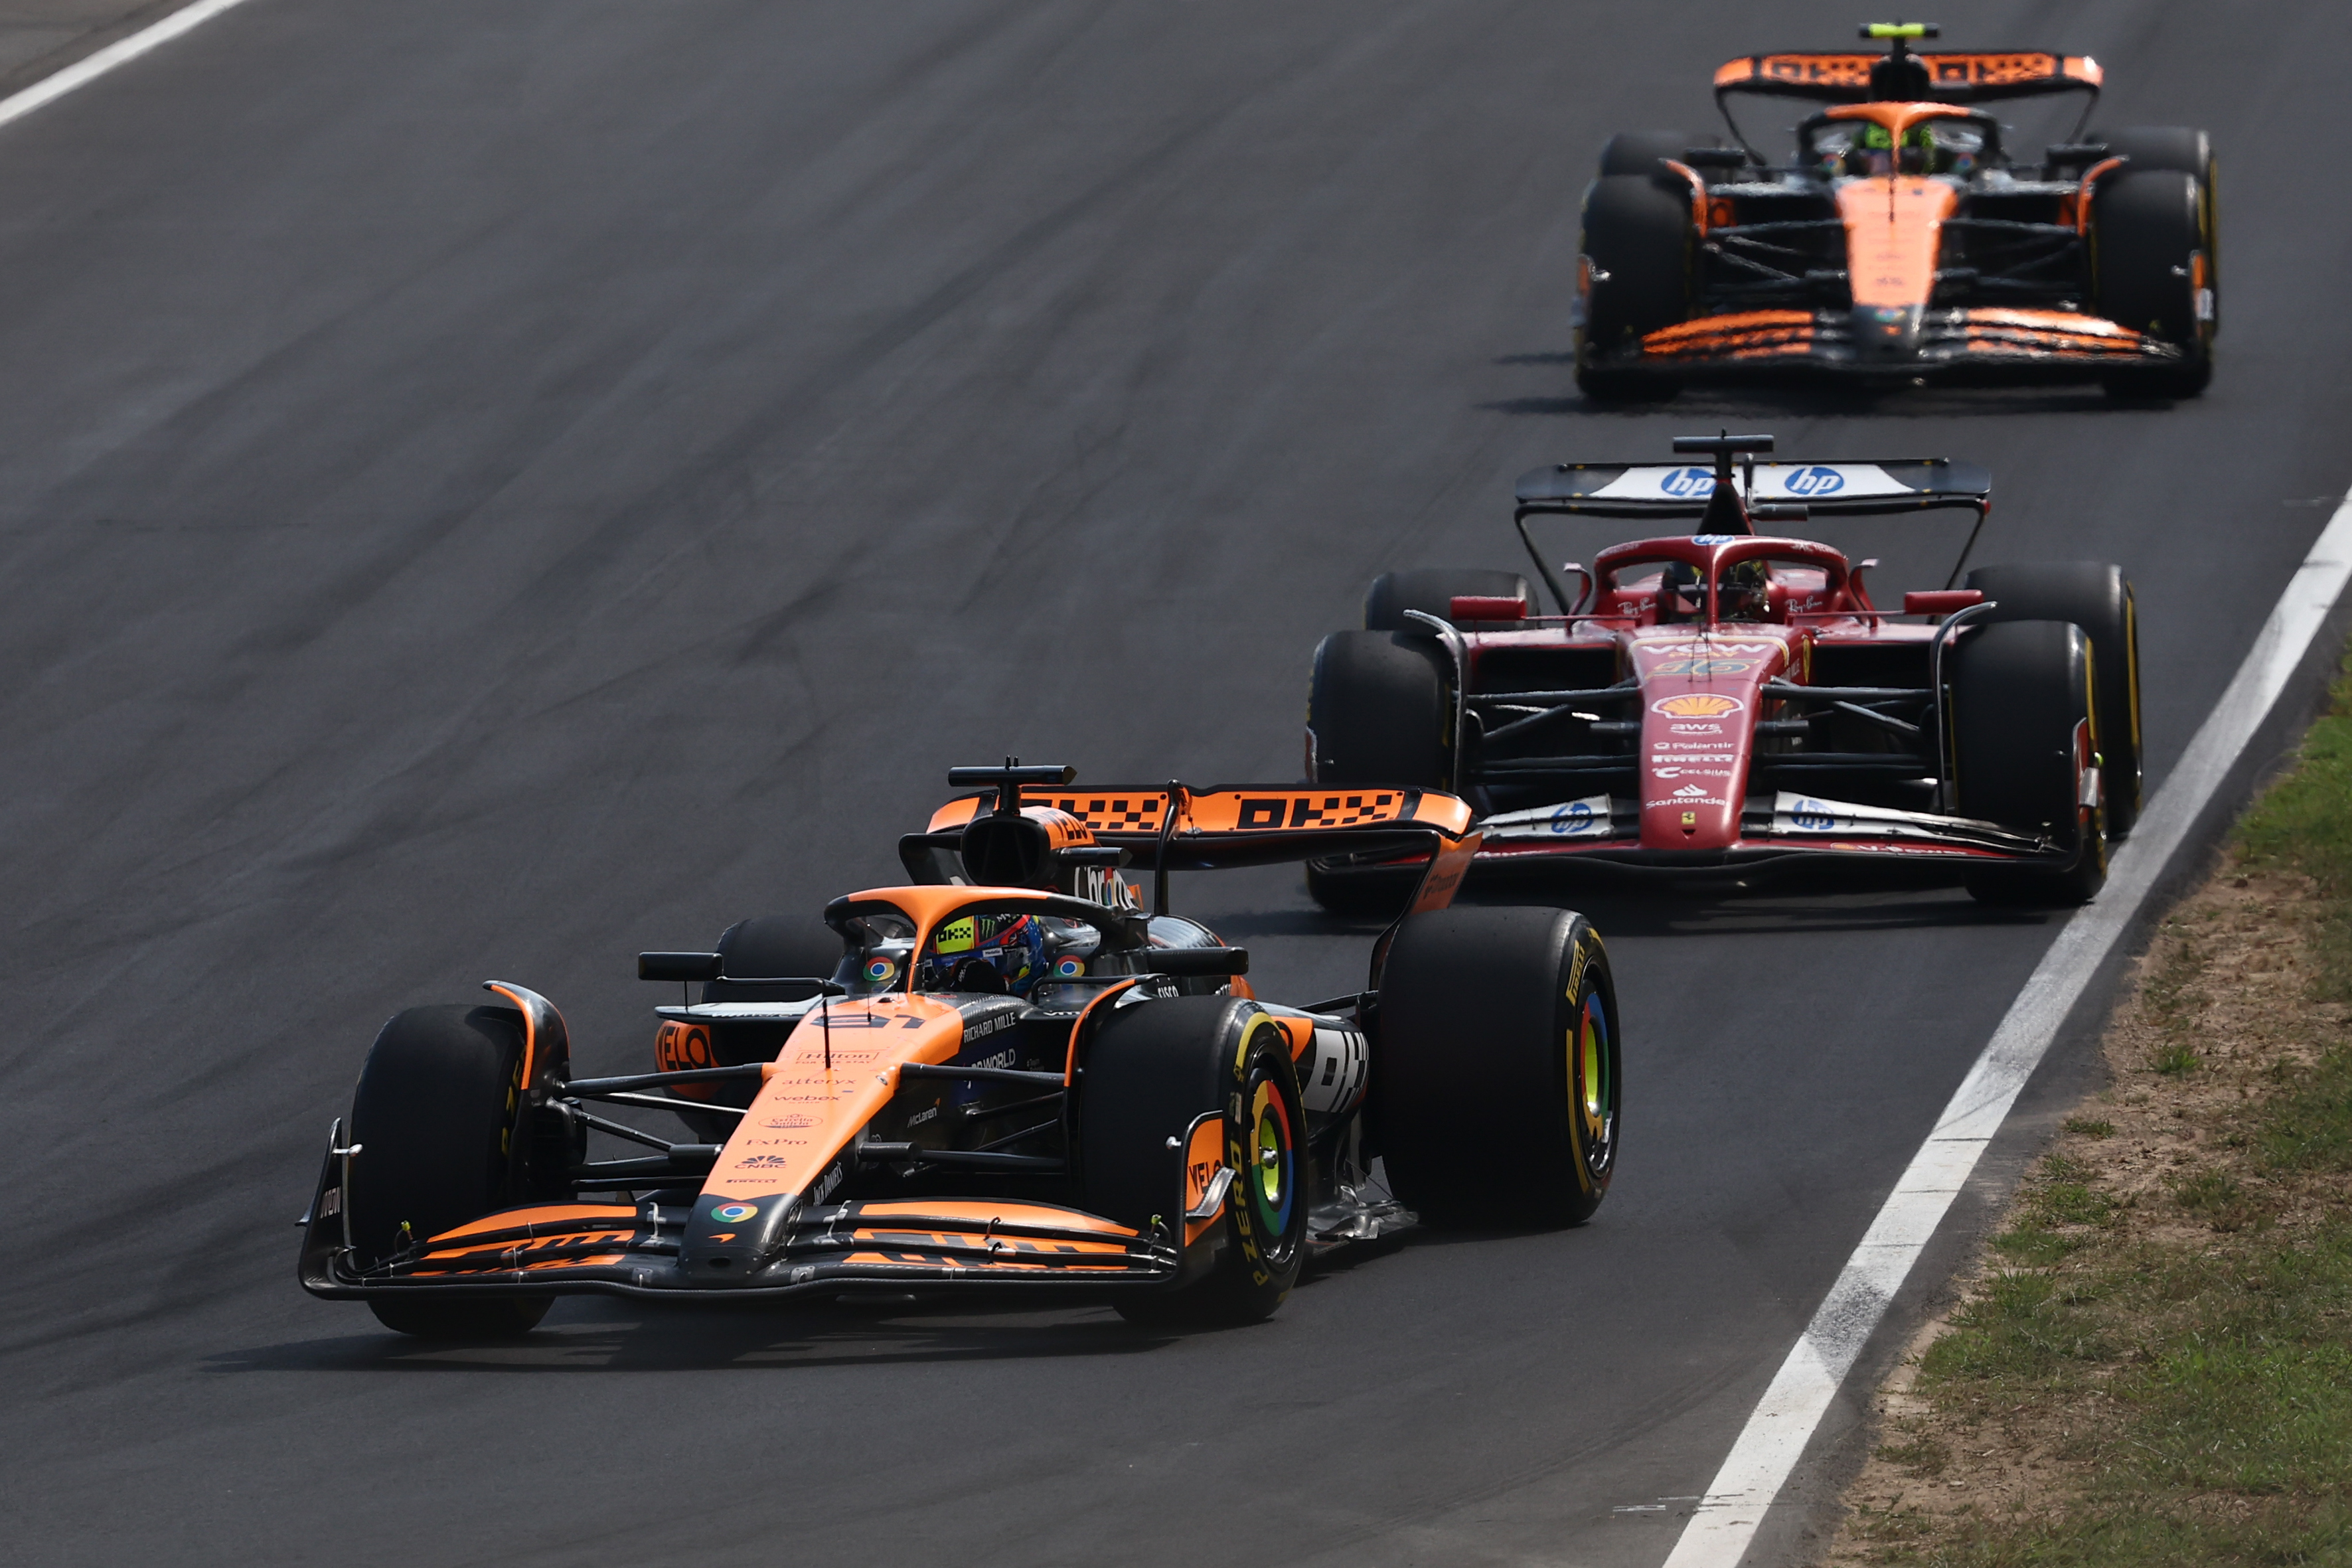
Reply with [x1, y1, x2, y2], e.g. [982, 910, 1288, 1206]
[1305, 449, 2099, 888]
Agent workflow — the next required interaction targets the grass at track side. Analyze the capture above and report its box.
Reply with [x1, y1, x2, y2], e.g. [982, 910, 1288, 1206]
[1828, 659, 2352, 1567]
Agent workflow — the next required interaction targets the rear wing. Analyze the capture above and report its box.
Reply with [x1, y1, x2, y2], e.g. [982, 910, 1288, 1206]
[1712, 49, 2102, 105]
[1509, 437, 1992, 611]
[913, 769, 1480, 918]
[1514, 457, 1991, 522]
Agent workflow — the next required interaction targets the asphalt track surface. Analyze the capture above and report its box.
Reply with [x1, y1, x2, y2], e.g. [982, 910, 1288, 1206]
[3, 3, 2348, 1564]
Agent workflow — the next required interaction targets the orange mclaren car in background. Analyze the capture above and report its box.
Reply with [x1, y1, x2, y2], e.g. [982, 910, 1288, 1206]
[1574, 23, 2217, 400]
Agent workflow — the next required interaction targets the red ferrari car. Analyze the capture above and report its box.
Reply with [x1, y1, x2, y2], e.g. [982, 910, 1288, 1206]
[1304, 433, 2141, 907]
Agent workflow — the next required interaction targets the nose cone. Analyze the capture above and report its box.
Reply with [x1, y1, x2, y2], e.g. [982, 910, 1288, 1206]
[1852, 303, 1923, 359]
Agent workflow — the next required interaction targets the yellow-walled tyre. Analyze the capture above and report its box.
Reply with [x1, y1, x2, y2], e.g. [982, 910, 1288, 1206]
[347, 1004, 553, 1339]
[1081, 996, 1308, 1326]
[1374, 907, 1619, 1228]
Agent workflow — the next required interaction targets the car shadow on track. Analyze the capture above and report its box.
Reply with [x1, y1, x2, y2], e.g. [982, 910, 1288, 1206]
[1522, 888, 2057, 940]
[211, 1297, 1205, 1374]
[1477, 353, 2159, 422]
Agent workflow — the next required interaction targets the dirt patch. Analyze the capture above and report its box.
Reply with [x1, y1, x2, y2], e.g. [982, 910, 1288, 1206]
[1823, 856, 2352, 1564]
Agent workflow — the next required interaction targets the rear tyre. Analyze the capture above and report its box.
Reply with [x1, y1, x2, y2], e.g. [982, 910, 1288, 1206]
[1081, 997, 1308, 1326]
[1303, 860, 1423, 917]
[1962, 564, 2142, 838]
[1374, 907, 1619, 1228]
[346, 1004, 553, 1338]
[1364, 568, 1533, 631]
[707, 915, 840, 1004]
[1597, 130, 1693, 177]
[2092, 169, 2214, 398]
[1575, 174, 1693, 402]
[650, 914, 842, 1139]
[1950, 620, 2108, 907]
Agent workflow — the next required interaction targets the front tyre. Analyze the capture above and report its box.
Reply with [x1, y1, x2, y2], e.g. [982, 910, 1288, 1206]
[1363, 568, 1533, 631]
[1306, 629, 1450, 790]
[1304, 627, 1452, 916]
[2099, 125, 2219, 319]
[346, 1003, 555, 1338]
[1081, 997, 1308, 1326]
[1962, 563, 2142, 838]
[1596, 129, 1693, 177]
[1374, 907, 1619, 1228]
[2092, 169, 2215, 398]
[1575, 174, 1693, 402]
[1950, 620, 2108, 907]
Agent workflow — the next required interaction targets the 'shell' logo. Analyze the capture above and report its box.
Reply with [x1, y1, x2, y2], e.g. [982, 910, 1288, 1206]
[1651, 693, 1746, 718]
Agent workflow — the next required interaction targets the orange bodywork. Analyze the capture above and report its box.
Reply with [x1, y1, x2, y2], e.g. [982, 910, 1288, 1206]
[410, 1203, 646, 1276]
[1820, 107, 1965, 311]
[926, 784, 1473, 839]
[834, 1200, 1141, 1272]
[1182, 1115, 1225, 1247]
[703, 986, 970, 1206]
[1712, 51, 2100, 93]
[1835, 177, 1957, 309]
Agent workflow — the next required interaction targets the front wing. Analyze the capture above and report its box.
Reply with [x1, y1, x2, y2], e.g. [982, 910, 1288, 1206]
[1598, 307, 2185, 381]
[301, 1190, 1184, 1304]
[1311, 792, 2073, 884]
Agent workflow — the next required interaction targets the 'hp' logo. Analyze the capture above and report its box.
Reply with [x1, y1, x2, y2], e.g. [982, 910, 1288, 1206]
[1790, 799, 1836, 831]
[1784, 465, 1846, 497]
[1658, 466, 1715, 499]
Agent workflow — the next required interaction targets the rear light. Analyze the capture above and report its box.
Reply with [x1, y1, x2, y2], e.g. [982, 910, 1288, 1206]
[1449, 595, 1527, 623]
[1902, 589, 1984, 617]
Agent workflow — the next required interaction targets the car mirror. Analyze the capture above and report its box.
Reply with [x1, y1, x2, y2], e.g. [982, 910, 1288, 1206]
[1146, 947, 1249, 978]
[1450, 595, 1526, 623]
[1903, 589, 1986, 617]
[639, 951, 724, 983]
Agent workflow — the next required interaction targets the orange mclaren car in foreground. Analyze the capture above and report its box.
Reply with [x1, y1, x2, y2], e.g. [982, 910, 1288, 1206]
[300, 765, 1620, 1336]
[1575, 23, 2217, 398]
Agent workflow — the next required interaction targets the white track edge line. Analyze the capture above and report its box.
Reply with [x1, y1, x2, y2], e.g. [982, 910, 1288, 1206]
[0, 0, 256, 133]
[1660, 489, 2352, 1568]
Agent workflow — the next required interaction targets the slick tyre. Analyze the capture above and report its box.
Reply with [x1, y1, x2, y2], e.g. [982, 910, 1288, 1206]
[1364, 568, 1533, 631]
[671, 913, 844, 1134]
[2092, 169, 2214, 398]
[1575, 174, 1692, 401]
[1962, 563, 2143, 837]
[1306, 630, 1450, 789]
[1374, 907, 1619, 1228]
[1597, 130, 1693, 177]
[1081, 996, 1308, 1326]
[706, 915, 840, 1004]
[2099, 125, 2219, 315]
[347, 1003, 552, 1338]
[1950, 620, 2108, 907]
[1305, 627, 1451, 916]
[1302, 860, 1423, 918]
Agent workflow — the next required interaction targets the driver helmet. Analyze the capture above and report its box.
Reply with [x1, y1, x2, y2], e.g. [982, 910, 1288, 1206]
[1717, 560, 1771, 622]
[919, 911, 1050, 996]
[1655, 560, 1705, 623]
[1847, 121, 1944, 176]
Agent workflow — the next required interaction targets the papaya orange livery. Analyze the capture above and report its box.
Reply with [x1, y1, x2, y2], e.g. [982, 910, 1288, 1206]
[1580, 25, 2212, 398]
[303, 760, 1607, 1338]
